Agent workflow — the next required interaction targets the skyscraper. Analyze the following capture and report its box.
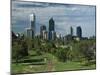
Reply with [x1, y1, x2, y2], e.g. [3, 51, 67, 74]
[76, 26, 82, 38]
[51, 31, 56, 40]
[70, 26, 73, 36]
[49, 18, 55, 31]
[48, 18, 55, 40]
[26, 13, 36, 39]
[42, 30, 48, 40]
[30, 13, 36, 38]
[26, 28, 33, 39]
[40, 25, 46, 39]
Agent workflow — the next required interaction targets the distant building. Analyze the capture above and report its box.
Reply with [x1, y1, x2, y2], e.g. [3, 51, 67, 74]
[30, 13, 36, 38]
[26, 28, 33, 39]
[42, 30, 48, 40]
[25, 13, 36, 39]
[89, 35, 96, 40]
[49, 18, 55, 31]
[76, 26, 82, 38]
[82, 37, 88, 40]
[51, 31, 56, 40]
[56, 34, 61, 39]
[48, 18, 55, 40]
[48, 31, 56, 40]
[70, 26, 73, 36]
[64, 34, 73, 41]
[40, 25, 46, 39]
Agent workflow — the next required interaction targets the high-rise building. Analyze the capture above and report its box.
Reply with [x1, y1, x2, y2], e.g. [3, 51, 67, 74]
[42, 30, 48, 40]
[49, 18, 55, 31]
[70, 26, 73, 36]
[48, 18, 55, 40]
[40, 25, 46, 39]
[76, 26, 82, 38]
[30, 13, 36, 38]
[26, 28, 33, 39]
[51, 31, 56, 40]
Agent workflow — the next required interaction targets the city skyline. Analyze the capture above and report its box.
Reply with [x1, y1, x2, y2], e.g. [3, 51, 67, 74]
[12, 1, 96, 37]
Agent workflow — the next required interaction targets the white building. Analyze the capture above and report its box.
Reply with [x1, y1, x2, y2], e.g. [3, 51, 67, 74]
[26, 28, 33, 39]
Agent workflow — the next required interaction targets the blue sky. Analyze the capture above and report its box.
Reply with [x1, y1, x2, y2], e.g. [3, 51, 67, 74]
[12, 0, 96, 37]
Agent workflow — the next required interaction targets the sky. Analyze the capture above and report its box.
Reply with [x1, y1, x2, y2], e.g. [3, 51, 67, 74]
[11, 0, 96, 37]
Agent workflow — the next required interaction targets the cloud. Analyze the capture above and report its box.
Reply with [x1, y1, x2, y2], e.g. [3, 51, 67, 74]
[11, 0, 96, 37]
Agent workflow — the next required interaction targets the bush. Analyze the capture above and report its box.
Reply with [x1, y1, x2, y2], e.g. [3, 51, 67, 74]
[12, 40, 28, 63]
[78, 41, 95, 63]
[56, 47, 70, 62]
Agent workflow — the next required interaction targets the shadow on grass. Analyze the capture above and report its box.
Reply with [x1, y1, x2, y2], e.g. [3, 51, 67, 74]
[13, 62, 46, 65]
[29, 54, 37, 57]
[12, 58, 47, 65]
[14, 58, 44, 63]
[27, 62, 46, 65]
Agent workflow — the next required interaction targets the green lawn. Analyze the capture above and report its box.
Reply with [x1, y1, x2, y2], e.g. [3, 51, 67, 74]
[55, 61, 95, 71]
[11, 50, 96, 74]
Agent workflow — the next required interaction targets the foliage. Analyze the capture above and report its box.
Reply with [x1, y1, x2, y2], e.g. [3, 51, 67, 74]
[78, 41, 95, 62]
[12, 39, 28, 63]
[12, 42, 23, 63]
[55, 47, 70, 62]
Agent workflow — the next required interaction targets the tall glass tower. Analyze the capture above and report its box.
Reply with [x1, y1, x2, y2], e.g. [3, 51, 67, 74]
[48, 18, 55, 40]
[30, 13, 36, 38]
[49, 18, 55, 31]
[77, 26, 82, 38]
[40, 25, 46, 39]
[70, 26, 73, 36]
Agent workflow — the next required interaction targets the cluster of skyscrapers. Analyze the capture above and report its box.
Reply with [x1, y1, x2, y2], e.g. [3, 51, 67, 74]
[26, 13, 82, 40]
[26, 14, 35, 39]
[26, 13, 56, 40]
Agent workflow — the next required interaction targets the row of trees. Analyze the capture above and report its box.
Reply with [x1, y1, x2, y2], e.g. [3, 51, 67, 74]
[43, 39, 96, 64]
[12, 34, 96, 65]
[12, 39, 28, 63]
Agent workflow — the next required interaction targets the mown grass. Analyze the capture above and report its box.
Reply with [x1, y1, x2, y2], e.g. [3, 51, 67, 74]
[11, 50, 96, 74]
[55, 61, 96, 71]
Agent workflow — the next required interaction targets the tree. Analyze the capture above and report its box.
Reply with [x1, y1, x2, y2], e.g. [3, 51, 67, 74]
[56, 47, 70, 62]
[12, 42, 23, 63]
[12, 40, 29, 63]
[25, 38, 33, 51]
[78, 41, 95, 63]
[21, 40, 28, 56]
[36, 48, 43, 55]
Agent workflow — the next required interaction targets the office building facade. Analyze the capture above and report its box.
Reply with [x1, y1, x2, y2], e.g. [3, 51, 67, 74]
[26, 28, 33, 39]
[30, 13, 36, 38]
[48, 18, 55, 40]
[70, 26, 73, 36]
[76, 26, 82, 38]
[40, 25, 46, 39]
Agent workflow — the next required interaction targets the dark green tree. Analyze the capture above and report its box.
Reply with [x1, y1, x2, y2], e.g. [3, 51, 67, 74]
[78, 41, 95, 63]
[12, 42, 23, 63]
[56, 47, 70, 62]
[21, 40, 28, 56]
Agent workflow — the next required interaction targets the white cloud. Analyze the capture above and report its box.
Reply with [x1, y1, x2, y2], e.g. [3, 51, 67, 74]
[11, 0, 96, 37]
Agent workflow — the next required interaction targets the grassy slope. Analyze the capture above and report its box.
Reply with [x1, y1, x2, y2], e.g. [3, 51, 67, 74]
[11, 50, 96, 74]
